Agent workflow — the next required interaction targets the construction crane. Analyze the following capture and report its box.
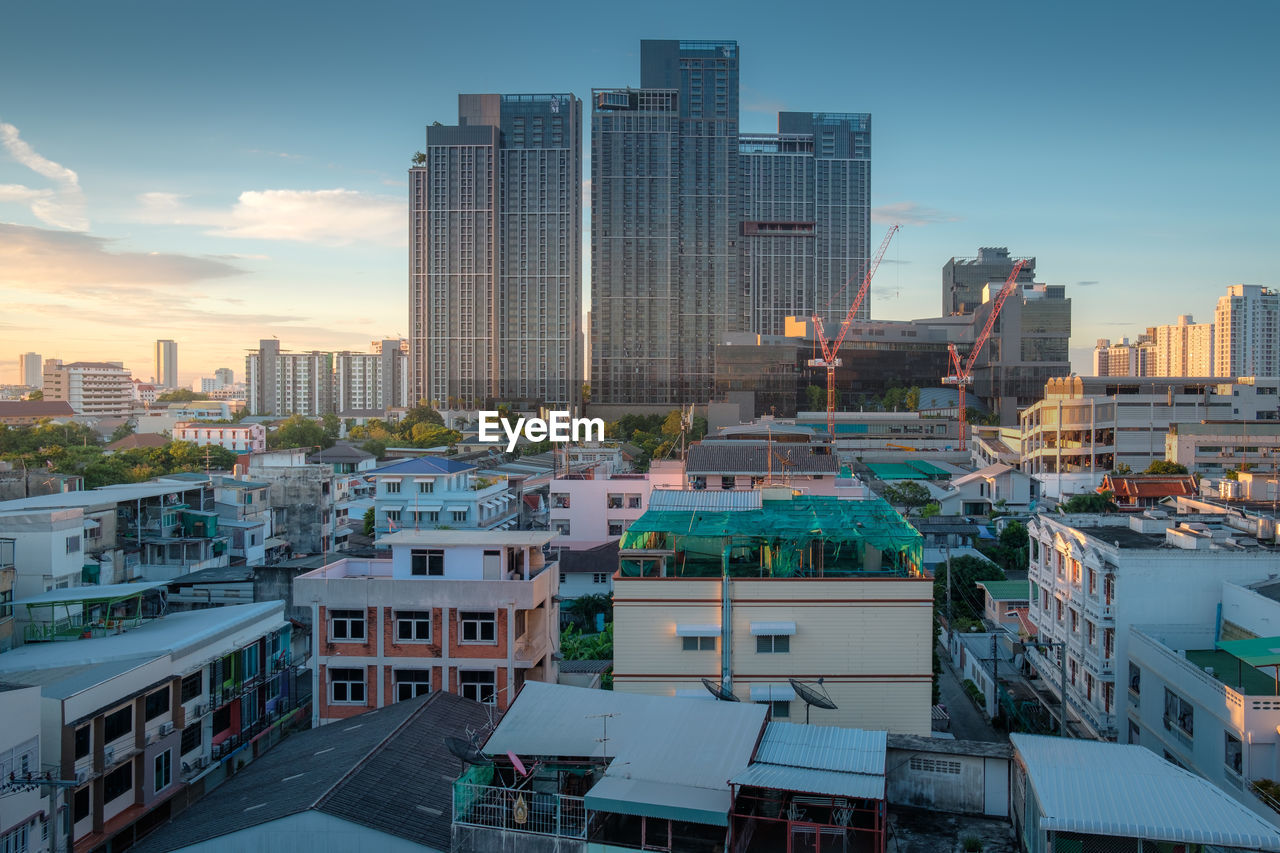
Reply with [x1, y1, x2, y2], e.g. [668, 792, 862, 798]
[942, 258, 1029, 451]
[808, 224, 900, 437]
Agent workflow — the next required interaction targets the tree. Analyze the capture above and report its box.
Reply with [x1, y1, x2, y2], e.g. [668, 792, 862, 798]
[108, 421, 137, 443]
[400, 403, 444, 430]
[412, 150, 426, 166]
[564, 593, 613, 631]
[1111, 462, 1132, 475]
[804, 384, 826, 412]
[363, 507, 375, 536]
[1145, 460, 1189, 475]
[155, 389, 200, 403]
[920, 502, 941, 518]
[26, 389, 42, 400]
[1060, 490, 1117, 513]
[979, 520, 1030, 573]
[268, 415, 330, 450]
[321, 413, 341, 444]
[882, 481, 933, 509]
[360, 438, 386, 460]
[934, 554, 1006, 623]
[560, 622, 613, 660]
[581, 383, 591, 404]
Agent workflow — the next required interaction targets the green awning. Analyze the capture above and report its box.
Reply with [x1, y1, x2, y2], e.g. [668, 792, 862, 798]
[585, 776, 729, 826]
[1216, 637, 1280, 668]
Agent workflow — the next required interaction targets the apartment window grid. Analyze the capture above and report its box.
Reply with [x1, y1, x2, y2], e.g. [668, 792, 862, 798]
[396, 610, 432, 642]
[329, 668, 366, 704]
[394, 669, 431, 702]
[460, 611, 497, 643]
[329, 609, 365, 641]
[460, 670, 496, 705]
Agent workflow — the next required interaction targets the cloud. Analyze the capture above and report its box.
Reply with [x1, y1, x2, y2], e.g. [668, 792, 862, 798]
[136, 188, 404, 247]
[878, 258, 912, 265]
[1076, 280, 1099, 287]
[872, 202, 960, 226]
[0, 222, 243, 287]
[0, 121, 88, 230]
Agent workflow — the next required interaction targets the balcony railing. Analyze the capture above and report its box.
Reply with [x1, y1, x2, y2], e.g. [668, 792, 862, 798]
[453, 782, 586, 839]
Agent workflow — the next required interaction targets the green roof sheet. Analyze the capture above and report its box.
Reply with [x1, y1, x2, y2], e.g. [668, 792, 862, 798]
[976, 580, 1031, 601]
[1215, 637, 1280, 669]
[867, 463, 928, 480]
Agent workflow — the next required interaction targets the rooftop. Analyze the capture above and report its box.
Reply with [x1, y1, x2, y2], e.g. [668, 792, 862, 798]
[132, 692, 496, 853]
[1184, 649, 1279, 696]
[976, 580, 1031, 602]
[1011, 733, 1280, 849]
[730, 722, 886, 801]
[377, 529, 554, 548]
[307, 443, 375, 463]
[370, 456, 476, 476]
[105, 433, 169, 451]
[0, 480, 209, 512]
[686, 443, 840, 475]
[0, 400, 76, 418]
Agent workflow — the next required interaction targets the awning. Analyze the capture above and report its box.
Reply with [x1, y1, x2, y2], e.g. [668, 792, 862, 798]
[82, 518, 102, 530]
[585, 775, 730, 826]
[1217, 637, 1280, 668]
[446, 504, 469, 512]
[676, 624, 721, 638]
[730, 762, 884, 801]
[750, 621, 796, 636]
[264, 537, 287, 549]
[749, 684, 797, 702]
[420, 503, 443, 512]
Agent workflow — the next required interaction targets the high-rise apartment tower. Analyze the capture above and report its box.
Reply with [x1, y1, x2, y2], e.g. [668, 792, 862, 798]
[155, 339, 178, 388]
[18, 352, 41, 387]
[1215, 285, 1280, 378]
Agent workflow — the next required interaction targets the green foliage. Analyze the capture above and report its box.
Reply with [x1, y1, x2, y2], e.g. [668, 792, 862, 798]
[604, 411, 705, 472]
[1145, 460, 1189, 475]
[962, 835, 984, 852]
[360, 438, 387, 460]
[560, 622, 613, 660]
[268, 414, 331, 450]
[1111, 462, 1132, 475]
[881, 385, 921, 412]
[934, 554, 1006, 623]
[522, 440, 552, 456]
[26, 389, 42, 400]
[321, 413, 341, 444]
[346, 407, 458, 451]
[412, 150, 426, 166]
[109, 421, 136, 443]
[804, 384, 826, 412]
[1060, 490, 1117, 514]
[920, 502, 941, 519]
[962, 679, 985, 706]
[581, 383, 591, 404]
[0, 420, 101, 456]
[881, 480, 933, 509]
[363, 506, 375, 536]
[30, 440, 238, 489]
[966, 407, 1001, 427]
[155, 389, 200, 403]
[977, 520, 1030, 574]
[563, 593, 613, 631]
[1225, 468, 1240, 481]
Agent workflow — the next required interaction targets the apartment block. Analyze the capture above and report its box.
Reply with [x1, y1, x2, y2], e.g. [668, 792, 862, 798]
[0, 600, 298, 853]
[0, 683, 47, 853]
[1091, 335, 1156, 377]
[547, 467, 655, 549]
[172, 422, 266, 453]
[613, 489, 932, 734]
[242, 449, 336, 556]
[244, 340, 333, 417]
[1155, 314, 1215, 377]
[42, 361, 134, 418]
[369, 457, 516, 537]
[334, 339, 409, 414]
[294, 530, 559, 723]
[410, 93, 583, 410]
[19, 352, 41, 388]
[154, 340, 177, 389]
[1217, 285, 1280, 378]
[1025, 511, 1280, 740]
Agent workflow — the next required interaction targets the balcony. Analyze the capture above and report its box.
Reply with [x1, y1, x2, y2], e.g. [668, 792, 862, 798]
[453, 781, 586, 841]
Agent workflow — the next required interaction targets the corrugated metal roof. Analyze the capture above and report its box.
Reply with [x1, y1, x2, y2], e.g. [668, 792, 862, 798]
[585, 776, 731, 826]
[975, 580, 1031, 602]
[11, 581, 165, 607]
[647, 489, 763, 512]
[1011, 733, 1280, 849]
[730, 762, 884, 801]
[754, 722, 886, 776]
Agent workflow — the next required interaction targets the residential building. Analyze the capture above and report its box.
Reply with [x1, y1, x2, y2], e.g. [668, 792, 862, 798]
[132, 381, 159, 406]
[334, 339, 410, 414]
[243, 449, 337, 555]
[1167, 420, 1280, 476]
[0, 683, 47, 853]
[1010, 733, 1280, 852]
[127, 692, 492, 853]
[368, 457, 516, 537]
[306, 443, 377, 476]
[212, 476, 273, 566]
[613, 489, 932, 734]
[410, 92, 583, 410]
[42, 361, 134, 418]
[682, 423, 844, 494]
[0, 399, 76, 426]
[19, 352, 41, 387]
[1217, 285, 1280, 378]
[154, 340, 177, 389]
[937, 462, 1038, 515]
[172, 422, 265, 453]
[1091, 334, 1156, 377]
[0, 601, 301, 853]
[0, 538, 13, 651]
[975, 579, 1031, 633]
[1153, 313, 1216, 376]
[294, 530, 559, 722]
[740, 111, 871, 335]
[1025, 510, 1280, 740]
[943, 247, 1036, 317]
[244, 340, 334, 417]
[548, 467, 654, 548]
[556, 542, 619, 602]
[1098, 473, 1198, 511]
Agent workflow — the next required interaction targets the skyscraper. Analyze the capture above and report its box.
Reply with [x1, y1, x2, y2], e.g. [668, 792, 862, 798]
[409, 93, 583, 411]
[155, 339, 177, 388]
[214, 367, 234, 386]
[18, 352, 41, 387]
[1215, 284, 1280, 377]
[943, 248, 1036, 316]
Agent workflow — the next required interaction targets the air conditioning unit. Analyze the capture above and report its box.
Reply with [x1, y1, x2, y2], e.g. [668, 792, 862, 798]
[103, 747, 115, 766]
[192, 703, 205, 717]
[159, 722, 173, 736]
[75, 769, 89, 785]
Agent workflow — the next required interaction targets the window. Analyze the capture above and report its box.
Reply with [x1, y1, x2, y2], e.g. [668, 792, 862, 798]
[418, 481, 433, 494]
[1056, 600, 1064, 622]
[329, 668, 366, 704]
[1128, 663, 1141, 696]
[154, 750, 171, 793]
[385, 510, 401, 524]
[66, 535, 81, 554]
[760, 700, 790, 719]
[395, 669, 431, 701]
[452, 510, 466, 522]
[1163, 688, 1194, 737]
[74, 725, 90, 761]
[386, 480, 401, 494]
[592, 573, 609, 584]
[460, 670, 496, 705]
[720, 476, 735, 490]
[607, 494, 623, 509]
[1103, 628, 1114, 659]
[1, 825, 27, 853]
[627, 494, 641, 509]
[608, 520, 625, 536]
[682, 636, 717, 651]
[181, 672, 202, 703]
[1226, 732, 1244, 775]
[1103, 574, 1114, 605]
[552, 520, 570, 535]
[551, 493, 570, 509]
[180, 723, 201, 755]
[1086, 620, 1096, 647]
[1068, 657, 1078, 686]
[1103, 681, 1114, 713]
[329, 609, 365, 641]
[396, 610, 432, 642]
[103, 764, 132, 804]
[144, 688, 170, 721]
[1087, 568, 1097, 595]
[411, 549, 444, 576]
[74, 787, 90, 823]
[460, 611, 497, 643]
[1069, 609, 1078, 633]
[104, 706, 132, 743]
[756, 635, 790, 654]
[1128, 719, 1140, 745]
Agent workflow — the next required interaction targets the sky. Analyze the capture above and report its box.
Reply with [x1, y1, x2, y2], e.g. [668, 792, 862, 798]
[1, 0, 1276, 386]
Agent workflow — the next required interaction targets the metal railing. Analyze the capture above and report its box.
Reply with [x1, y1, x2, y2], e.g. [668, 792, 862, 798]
[453, 782, 586, 839]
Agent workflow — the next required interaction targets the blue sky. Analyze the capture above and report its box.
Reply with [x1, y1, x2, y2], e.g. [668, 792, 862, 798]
[1, 0, 1276, 385]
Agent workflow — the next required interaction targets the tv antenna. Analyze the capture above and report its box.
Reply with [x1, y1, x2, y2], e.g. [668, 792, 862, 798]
[701, 677, 741, 702]
[444, 734, 492, 770]
[587, 712, 620, 756]
[789, 677, 838, 724]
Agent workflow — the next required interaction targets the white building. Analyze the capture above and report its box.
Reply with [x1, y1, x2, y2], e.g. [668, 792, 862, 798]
[1166, 420, 1280, 476]
[245, 340, 333, 417]
[0, 683, 48, 853]
[43, 360, 134, 418]
[548, 468, 655, 548]
[334, 339, 410, 414]
[1217, 285, 1280, 378]
[173, 422, 266, 453]
[19, 352, 41, 388]
[1154, 313, 1216, 377]
[1026, 510, 1280, 740]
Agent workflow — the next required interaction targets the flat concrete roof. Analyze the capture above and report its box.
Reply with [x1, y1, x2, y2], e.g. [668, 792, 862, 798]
[377, 530, 553, 547]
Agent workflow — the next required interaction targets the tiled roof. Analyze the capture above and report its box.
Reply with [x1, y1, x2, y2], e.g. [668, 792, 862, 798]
[106, 433, 169, 451]
[0, 400, 76, 418]
[1101, 474, 1197, 499]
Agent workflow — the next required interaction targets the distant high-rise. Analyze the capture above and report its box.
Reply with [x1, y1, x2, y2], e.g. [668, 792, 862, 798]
[214, 367, 234, 386]
[155, 339, 178, 388]
[246, 339, 333, 417]
[1154, 315, 1214, 377]
[943, 248, 1036, 316]
[1216, 285, 1280, 377]
[18, 352, 41, 387]
[409, 92, 583, 411]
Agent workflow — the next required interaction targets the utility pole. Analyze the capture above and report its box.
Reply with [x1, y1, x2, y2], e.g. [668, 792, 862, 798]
[945, 542, 953, 625]
[991, 632, 999, 722]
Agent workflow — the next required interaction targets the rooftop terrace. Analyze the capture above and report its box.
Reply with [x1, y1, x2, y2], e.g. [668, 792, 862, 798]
[1185, 649, 1279, 696]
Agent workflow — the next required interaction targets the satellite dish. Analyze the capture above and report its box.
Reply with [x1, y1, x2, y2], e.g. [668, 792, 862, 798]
[790, 678, 838, 723]
[444, 736, 492, 767]
[701, 677, 740, 702]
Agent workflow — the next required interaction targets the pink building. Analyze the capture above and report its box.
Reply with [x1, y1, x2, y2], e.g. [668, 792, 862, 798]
[173, 422, 266, 453]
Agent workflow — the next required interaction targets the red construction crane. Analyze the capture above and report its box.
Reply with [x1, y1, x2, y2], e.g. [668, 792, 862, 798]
[808, 224, 900, 437]
[943, 258, 1028, 451]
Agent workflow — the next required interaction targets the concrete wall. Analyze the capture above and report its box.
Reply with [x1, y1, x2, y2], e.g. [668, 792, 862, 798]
[886, 746, 1010, 818]
[0, 685, 45, 847]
